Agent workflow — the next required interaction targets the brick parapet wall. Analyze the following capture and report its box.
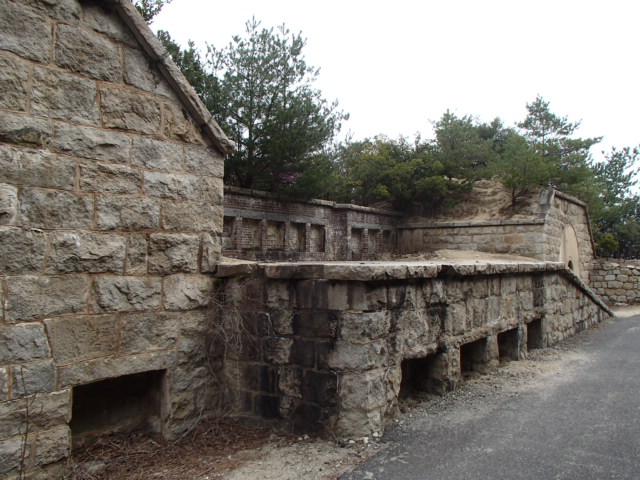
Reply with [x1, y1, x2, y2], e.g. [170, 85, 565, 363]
[223, 187, 400, 261]
[0, 1, 225, 477]
[591, 258, 640, 305]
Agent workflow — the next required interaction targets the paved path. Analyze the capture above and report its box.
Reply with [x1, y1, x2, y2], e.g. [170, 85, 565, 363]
[343, 314, 640, 480]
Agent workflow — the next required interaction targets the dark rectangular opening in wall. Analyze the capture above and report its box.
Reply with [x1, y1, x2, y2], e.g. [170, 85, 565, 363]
[70, 370, 166, 450]
[460, 337, 488, 376]
[498, 327, 520, 362]
[527, 318, 544, 350]
[309, 224, 325, 253]
[290, 222, 306, 251]
[400, 353, 447, 398]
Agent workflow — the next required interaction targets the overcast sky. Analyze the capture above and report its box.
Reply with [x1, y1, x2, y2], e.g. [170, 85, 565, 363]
[154, 0, 640, 159]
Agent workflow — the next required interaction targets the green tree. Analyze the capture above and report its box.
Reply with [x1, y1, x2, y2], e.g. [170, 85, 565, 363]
[591, 146, 640, 257]
[133, 0, 172, 23]
[432, 110, 497, 181]
[490, 130, 553, 205]
[208, 19, 347, 194]
[336, 136, 464, 212]
[517, 95, 601, 195]
[157, 30, 218, 112]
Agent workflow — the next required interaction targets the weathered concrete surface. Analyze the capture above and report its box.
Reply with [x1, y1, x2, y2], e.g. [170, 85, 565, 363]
[343, 313, 640, 480]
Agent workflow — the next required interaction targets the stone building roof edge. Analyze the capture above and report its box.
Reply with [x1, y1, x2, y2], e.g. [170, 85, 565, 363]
[109, 0, 235, 156]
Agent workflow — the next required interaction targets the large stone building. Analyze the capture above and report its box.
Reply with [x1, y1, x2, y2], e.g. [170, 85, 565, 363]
[0, 1, 231, 477]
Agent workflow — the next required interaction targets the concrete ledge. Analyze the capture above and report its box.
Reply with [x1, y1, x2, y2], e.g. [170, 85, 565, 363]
[216, 259, 565, 281]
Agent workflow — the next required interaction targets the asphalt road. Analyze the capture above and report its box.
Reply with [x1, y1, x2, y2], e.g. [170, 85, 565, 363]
[343, 314, 640, 480]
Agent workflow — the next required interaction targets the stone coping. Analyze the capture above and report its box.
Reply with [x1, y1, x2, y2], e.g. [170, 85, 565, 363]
[110, 0, 234, 155]
[224, 186, 403, 216]
[400, 218, 546, 229]
[215, 258, 613, 316]
[216, 258, 563, 281]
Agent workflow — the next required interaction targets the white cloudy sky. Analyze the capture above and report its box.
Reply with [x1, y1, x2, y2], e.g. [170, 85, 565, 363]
[154, 0, 640, 158]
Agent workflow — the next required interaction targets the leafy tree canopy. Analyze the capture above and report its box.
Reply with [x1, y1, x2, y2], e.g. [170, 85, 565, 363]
[133, 0, 172, 23]
[207, 19, 348, 195]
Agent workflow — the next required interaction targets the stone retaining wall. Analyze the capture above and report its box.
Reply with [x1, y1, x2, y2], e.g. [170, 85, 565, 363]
[0, 1, 227, 478]
[591, 258, 640, 305]
[215, 260, 610, 437]
[397, 191, 596, 284]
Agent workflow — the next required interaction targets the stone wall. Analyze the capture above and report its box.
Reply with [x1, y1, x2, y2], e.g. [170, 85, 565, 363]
[223, 187, 400, 261]
[215, 260, 610, 438]
[0, 1, 227, 478]
[591, 259, 640, 305]
[397, 190, 595, 283]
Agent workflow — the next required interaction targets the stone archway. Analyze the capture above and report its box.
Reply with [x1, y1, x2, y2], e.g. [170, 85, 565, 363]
[560, 225, 581, 277]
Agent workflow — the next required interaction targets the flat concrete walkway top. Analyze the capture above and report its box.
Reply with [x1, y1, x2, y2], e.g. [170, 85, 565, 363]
[343, 314, 640, 480]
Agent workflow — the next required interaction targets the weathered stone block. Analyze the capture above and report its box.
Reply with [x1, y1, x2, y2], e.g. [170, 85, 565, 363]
[123, 46, 158, 91]
[32, 67, 99, 125]
[79, 161, 143, 194]
[132, 136, 184, 171]
[327, 283, 349, 310]
[148, 233, 199, 274]
[163, 101, 204, 144]
[0, 146, 75, 190]
[144, 171, 221, 202]
[11, 359, 56, 397]
[162, 201, 223, 233]
[7, 275, 88, 322]
[82, 1, 136, 46]
[0, 227, 46, 274]
[0, 112, 52, 147]
[0, 1, 51, 63]
[58, 351, 176, 388]
[53, 122, 132, 163]
[126, 233, 148, 274]
[325, 341, 388, 371]
[33, 425, 70, 467]
[263, 337, 293, 365]
[292, 311, 338, 338]
[339, 370, 390, 410]
[96, 194, 160, 230]
[46, 231, 127, 274]
[93, 276, 162, 313]
[0, 368, 7, 402]
[0, 54, 30, 111]
[163, 274, 214, 311]
[18, 188, 93, 229]
[340, 311, 391, 341]
[334, 408, 383, 438]
[119, 312, 181, 354]
[55, 24, 121, 82]
[44, 315, 118, 365]
[0, 434, 22, 477]
[24, 0, 81, 21]
[302, 370, 338, 407]
[200, 233, 222, 273]
[100, 86, 161, 135]
[184, 144, 224, 178]
[0, 323, 50, 363]
[277, 367, 302, 398]
[0, 390, 70, 440]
